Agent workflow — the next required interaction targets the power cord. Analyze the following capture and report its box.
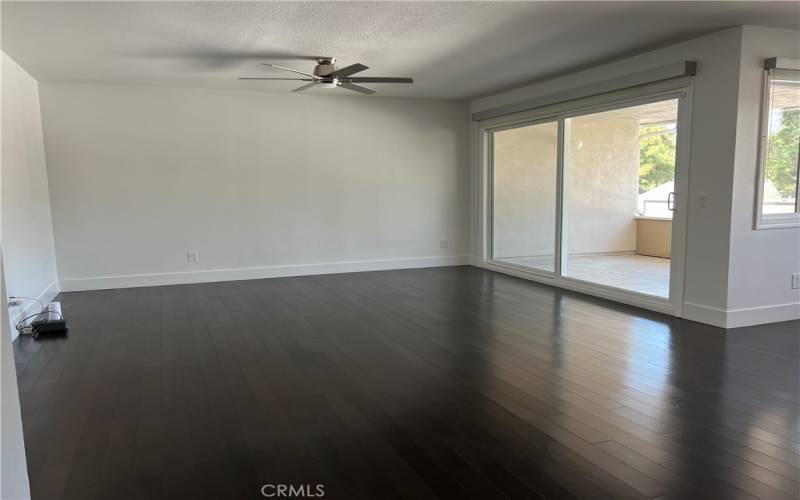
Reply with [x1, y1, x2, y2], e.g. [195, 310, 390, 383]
[10, 297, 62, 335]
[9, 296, 45, 310]
[16, 310, 64, 335]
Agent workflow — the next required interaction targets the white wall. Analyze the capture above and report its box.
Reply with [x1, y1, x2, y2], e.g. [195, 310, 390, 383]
[471, 27, 746, 326]
[39, 83, 470, 290]
[0, 253, 31, 500]
[727, 26, 800, 327]
[1, 53, 59, 339]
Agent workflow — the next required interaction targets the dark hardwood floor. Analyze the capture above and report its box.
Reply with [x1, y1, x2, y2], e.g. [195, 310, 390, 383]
[13, 266, 799, 500]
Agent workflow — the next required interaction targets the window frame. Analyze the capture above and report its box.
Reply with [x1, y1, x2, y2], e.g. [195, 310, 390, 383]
[755, 58, 800, 230]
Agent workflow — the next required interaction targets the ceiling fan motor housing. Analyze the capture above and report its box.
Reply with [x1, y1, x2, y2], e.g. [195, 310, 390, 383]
[314, 57, 337, 77]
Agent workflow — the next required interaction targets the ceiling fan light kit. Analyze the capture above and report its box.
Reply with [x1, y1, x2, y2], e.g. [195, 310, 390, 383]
[238, 57, 413, 95]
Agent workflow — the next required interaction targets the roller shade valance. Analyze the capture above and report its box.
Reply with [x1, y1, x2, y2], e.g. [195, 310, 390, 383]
[472, 61, 697, 122]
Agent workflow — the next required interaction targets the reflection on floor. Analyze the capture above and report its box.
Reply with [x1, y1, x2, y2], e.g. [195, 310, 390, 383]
[499, 253, 670, 298]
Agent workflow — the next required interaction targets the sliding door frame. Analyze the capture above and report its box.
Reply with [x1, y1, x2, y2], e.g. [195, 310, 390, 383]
[477, 82, 694, 317]
[488, 115, 561, 278]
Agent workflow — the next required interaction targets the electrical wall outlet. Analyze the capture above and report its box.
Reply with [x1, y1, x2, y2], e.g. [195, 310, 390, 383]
[440, 239, 448, 249]
[187, 250, 200, 263]
[792, 273, 800, 290]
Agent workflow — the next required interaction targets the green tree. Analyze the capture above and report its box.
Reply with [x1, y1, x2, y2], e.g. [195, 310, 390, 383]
[765, 109, 799, 199]
[638, 125, 676, 193]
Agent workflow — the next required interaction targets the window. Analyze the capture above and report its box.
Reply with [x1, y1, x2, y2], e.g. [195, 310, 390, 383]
[756, 58, 800, 228]
[636, 119, 677, 219]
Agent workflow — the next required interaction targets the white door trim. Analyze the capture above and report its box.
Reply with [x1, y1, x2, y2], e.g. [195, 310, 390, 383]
[668, 84, 694, 317]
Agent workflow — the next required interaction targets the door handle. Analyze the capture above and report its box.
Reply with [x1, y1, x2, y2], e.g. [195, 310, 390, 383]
[667, 192, 676, 211]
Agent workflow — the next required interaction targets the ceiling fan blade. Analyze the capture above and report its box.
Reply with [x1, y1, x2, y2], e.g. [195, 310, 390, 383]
[329, 63, 369, 78]
[261, 63, 318, 79]
[134, 48, 321, 70]
[346, 77, 414, 83]
[238, 77, 314, 81]
[292, 82, 318, 92]
[338, 83, 376, 95]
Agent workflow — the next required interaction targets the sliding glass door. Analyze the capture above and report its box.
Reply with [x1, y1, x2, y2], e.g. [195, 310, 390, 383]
[487, 91, 687, 311]
[492, 120, 558, 274]
[562, 99, 679, 298]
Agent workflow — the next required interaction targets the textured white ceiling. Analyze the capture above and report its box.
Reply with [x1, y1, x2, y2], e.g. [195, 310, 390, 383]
[2, 1, 798, 99]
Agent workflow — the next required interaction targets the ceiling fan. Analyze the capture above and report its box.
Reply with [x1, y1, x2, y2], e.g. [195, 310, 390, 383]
[238, 57, 413, 95]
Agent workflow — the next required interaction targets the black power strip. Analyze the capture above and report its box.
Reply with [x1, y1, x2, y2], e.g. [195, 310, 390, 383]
[31, 318, 69, 339]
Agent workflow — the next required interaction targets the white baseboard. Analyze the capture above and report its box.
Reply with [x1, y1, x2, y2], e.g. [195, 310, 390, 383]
[8, 280, 60, 341]
[683, 301, 800, 328]
[725, 302, 800, 329]
[59, 255, 471, 292]
[682, 302, 727, 328]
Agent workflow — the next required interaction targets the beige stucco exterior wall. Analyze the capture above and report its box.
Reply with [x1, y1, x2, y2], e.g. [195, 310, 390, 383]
[493, 118, 640, 259]
[493, 122, 558, 259]
[566, 118, 640, 255]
